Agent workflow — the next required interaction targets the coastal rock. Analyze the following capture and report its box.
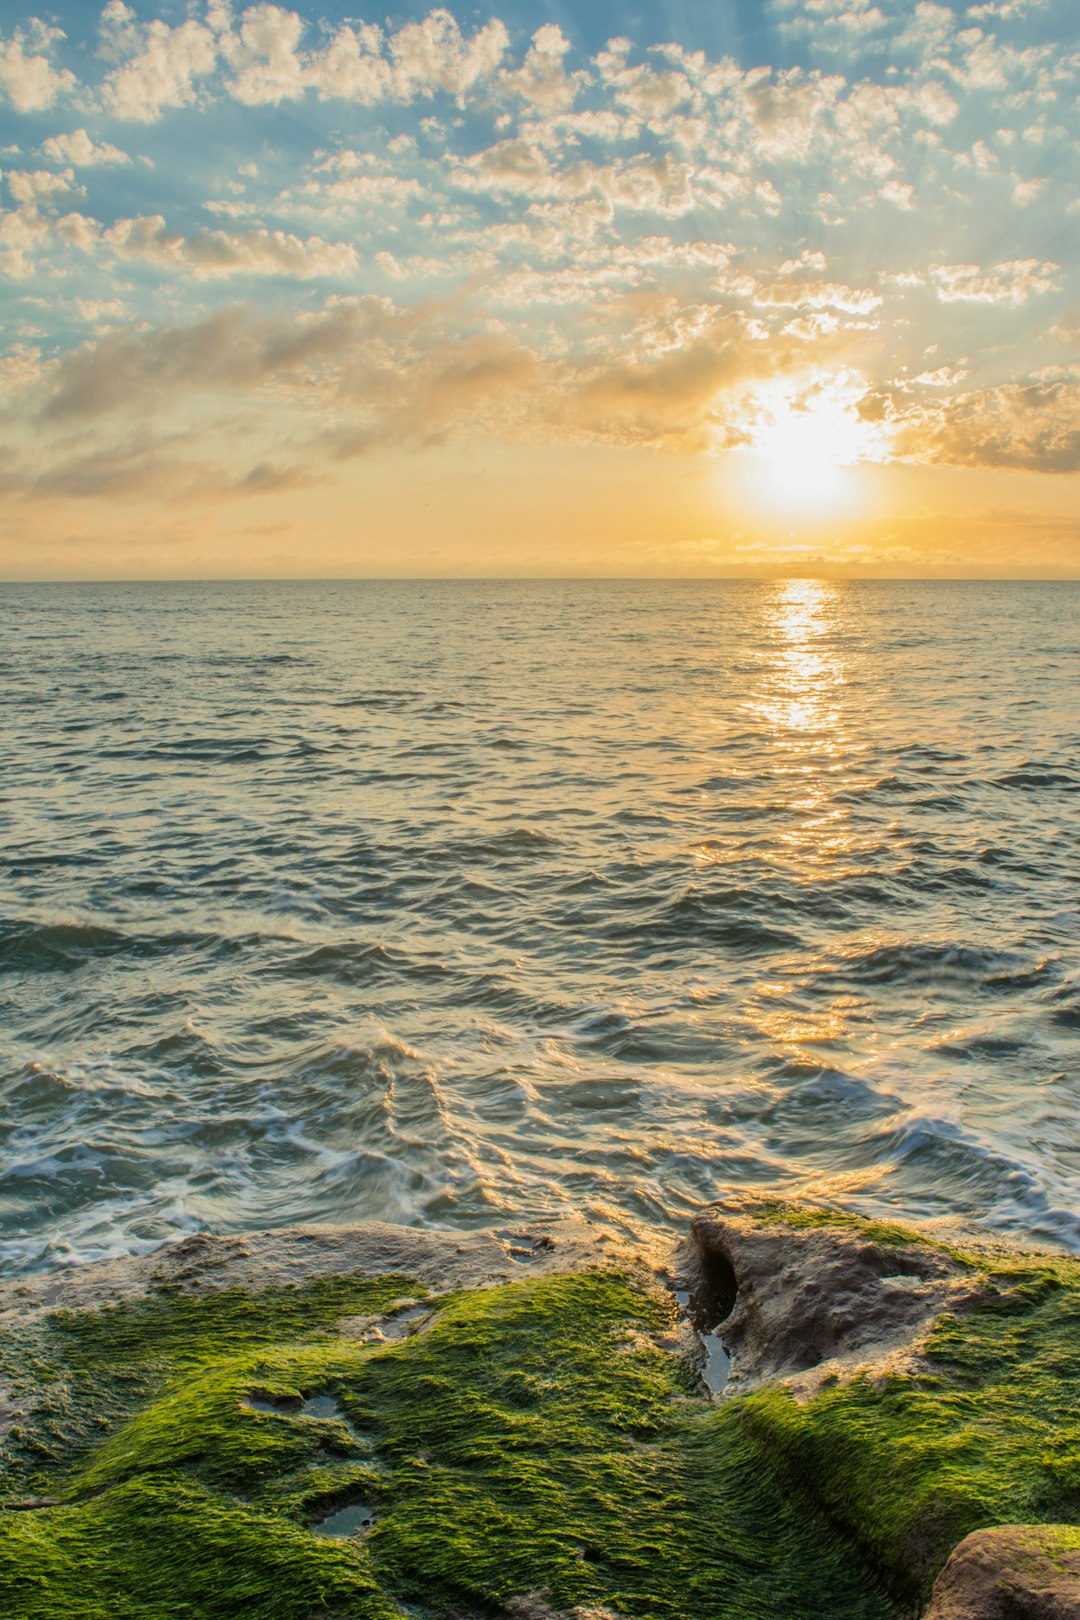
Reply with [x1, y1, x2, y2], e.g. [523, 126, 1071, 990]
[685, 1197, 982, 1393]
[2, 1202, 1079, 1620]
[922, 1525, 1080, 1619]
[0, 1217, 647, 1328]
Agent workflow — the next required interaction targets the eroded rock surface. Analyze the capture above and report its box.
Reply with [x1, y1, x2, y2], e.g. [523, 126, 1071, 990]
[684, 1198, 983, 1393]
[922, 1525, 1080, 1619]
[0, 1217, 648, 1328]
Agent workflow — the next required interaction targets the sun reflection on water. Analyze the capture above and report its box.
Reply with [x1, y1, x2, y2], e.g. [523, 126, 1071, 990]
[735, 579, 880, 1063]
[756, 577, 845, 738]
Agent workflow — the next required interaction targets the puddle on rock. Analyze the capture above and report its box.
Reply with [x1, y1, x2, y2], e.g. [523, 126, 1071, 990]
[300, 1394, 341, 1421]
[246, 1394, 299, 1415]
[380, 1305, 429, 1340]
[672, 1286, 733, 1397]
[701, 1334, 732, 1395]
[314, 1502, 376, 1539]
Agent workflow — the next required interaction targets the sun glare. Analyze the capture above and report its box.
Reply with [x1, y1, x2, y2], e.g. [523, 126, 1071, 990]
[728, 374, 884, 520]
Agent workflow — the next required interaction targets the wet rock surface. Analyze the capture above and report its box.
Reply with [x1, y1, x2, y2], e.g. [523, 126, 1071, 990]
[922, 1526, 1080, 1619]
[686, 1197, 982, 1393]
[0, 1218, 644, 1328]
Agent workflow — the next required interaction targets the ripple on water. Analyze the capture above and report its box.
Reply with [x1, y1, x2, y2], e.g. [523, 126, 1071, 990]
[1, 579, 1078, 1272]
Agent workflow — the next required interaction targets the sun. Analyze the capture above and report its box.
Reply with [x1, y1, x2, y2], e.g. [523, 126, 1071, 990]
[728, 373, 884, 519]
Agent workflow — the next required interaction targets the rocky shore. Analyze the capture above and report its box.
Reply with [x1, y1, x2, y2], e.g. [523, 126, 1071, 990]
[1, 1199, 1078, 1619]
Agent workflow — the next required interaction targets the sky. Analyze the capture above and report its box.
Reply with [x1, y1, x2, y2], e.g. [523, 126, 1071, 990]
[0, 0, 1077, 577]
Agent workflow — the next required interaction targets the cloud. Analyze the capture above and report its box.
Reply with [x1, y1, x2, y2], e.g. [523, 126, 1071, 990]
[1012, 176, 1046, 205]
[0, 201, 55, 276]
[24, 287, 828, 465]
[754, 280, 884, 314]
[7, 167, 79, 204]
[101, 15, 217, 121]
[930, 258, 1060, 305]
[597, 54, 694, 119]
[76, 297, 127, 322]
[0, 0, 1076, 523]
[222, 3, 307, 106]
[39, 302, 391, 421]
[500, 25, 582, 114]
[895, 379, 1080, 471]
[102, 215, 358, 278]
[454, 142, 698, 215]
[22, 434, 314, 502]
[388, 9, 509, 101]
[0, 22, 77, 112]
[306, 23, 392, 105]
[41, 128, 131, 166]
[880, 179, 916, 208]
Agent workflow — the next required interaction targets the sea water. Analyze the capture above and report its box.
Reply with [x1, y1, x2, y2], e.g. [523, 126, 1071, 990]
[1, 579, 1077, 1273]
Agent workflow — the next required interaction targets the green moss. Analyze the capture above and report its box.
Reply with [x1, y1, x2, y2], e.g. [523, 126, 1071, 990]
[0, 1275, 412, 1504]
[1, 1264, 891, 1620]
[0, 1476, 399, 1620]
[351, 1273, 887, 1618]
[50, 1273, 417, 1366]
[738, 1242, 1080, 1607]
[3, 1215, 1079, 1619]
[747, 1199, 972, 1262]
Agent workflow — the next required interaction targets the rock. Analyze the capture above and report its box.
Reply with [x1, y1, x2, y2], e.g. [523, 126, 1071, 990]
[502, 1599, 625, 1620]
[4, 1199, 1079, 1620]
[0, 1216, 652, 1329]
[922, 1525, 1080, 1618]
[684, 1196, 983, 1394]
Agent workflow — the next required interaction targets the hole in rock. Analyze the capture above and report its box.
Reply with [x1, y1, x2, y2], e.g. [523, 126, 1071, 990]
[689, 1247, 739, 1334]
[700, 1335, 732, 1395]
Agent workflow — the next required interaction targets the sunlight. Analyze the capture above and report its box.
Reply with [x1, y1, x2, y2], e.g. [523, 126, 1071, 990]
[729, 374, 883, 520]
[761, 578, 840, 735]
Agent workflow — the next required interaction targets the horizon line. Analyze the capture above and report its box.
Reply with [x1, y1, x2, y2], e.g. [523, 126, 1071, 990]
[2, 574, 1079, 586]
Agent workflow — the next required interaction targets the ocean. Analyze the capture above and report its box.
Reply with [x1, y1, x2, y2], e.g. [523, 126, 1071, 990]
[1, 578, 1077, 1274]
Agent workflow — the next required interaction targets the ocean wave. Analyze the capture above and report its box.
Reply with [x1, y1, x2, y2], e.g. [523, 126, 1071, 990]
[2, 578, 1078, 1272]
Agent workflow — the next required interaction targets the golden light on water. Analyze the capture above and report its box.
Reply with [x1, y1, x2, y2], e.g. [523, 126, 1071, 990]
[757, 578, 844, 737]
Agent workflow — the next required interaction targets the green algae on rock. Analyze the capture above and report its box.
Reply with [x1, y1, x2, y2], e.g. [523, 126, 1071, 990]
[688, 1198, 1080, 1612]
[2, 1205, 1079, 1619]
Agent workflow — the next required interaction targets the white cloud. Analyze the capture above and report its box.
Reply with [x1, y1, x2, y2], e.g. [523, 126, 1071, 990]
[880, 179, 916, 208]
[598, 55, 694, 119]
[76, 296, 127, 322]
[0, 201, 53, 276]
[931, 258, 1060, 305]
[41, 128, 131, 167]
[0, 342, 47, 394]
[1012, 176, 1046, 205]
[222, 3, 306, 106]
[500, 24, 582, 114]
[0, 23, 77, 113]
[307, 23, 391, 105]
[7, 166, 78, 204]
[102, 16, 217, 121]
[755, 279, 883, 314]
[389, 10, 509, 102]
